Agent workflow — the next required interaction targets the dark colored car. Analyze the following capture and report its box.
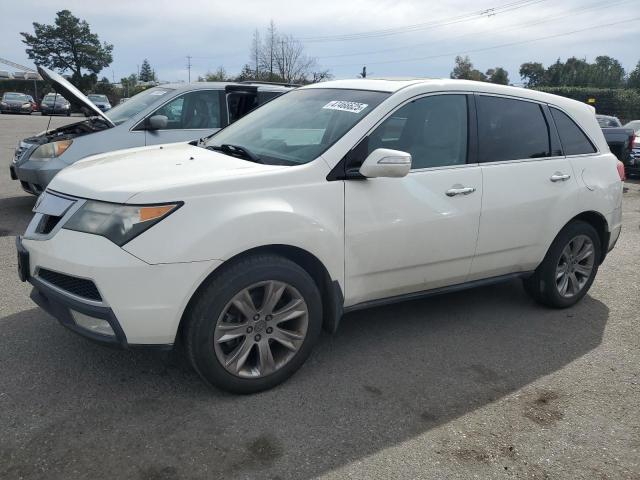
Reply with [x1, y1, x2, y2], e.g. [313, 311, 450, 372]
[40, 92, 71, 116]
[1, 92, 33, 114]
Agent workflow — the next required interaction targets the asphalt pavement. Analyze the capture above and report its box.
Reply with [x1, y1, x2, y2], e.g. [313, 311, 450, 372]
[0, 113, 638, 479]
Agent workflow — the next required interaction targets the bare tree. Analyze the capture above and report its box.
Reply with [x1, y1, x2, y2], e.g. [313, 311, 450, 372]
[275, 35, 317, 83]
[250, 29, 261, 79]
[259, 20, 278, 80]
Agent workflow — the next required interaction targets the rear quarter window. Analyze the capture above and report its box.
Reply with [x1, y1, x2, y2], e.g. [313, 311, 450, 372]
[550, 108, 597, 156]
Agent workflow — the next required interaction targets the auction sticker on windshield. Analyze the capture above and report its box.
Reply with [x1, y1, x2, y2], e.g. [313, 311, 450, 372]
[323, 101, 368, 114]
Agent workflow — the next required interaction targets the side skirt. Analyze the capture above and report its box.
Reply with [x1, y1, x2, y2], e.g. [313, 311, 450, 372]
[343, 271, 534, 314]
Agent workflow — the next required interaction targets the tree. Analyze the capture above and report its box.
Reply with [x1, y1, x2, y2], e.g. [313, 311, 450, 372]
[200, 66, 228, 82]
[275, 35, 317, 83]
[260, 20, 279, 80]
[486, 67, 509, 85]
[519, 62, 546, 87]
[450, 56, 486, 82]
[139, 59, 156, 82]
[250, 29, 261, 79]
[21, 10, 113, 89]
[590, 56, 625, 88]
[628, 61, 640, 90]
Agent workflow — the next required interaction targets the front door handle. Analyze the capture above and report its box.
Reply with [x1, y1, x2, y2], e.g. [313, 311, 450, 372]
[446, 186, 476, 197]
[550, 173, 571, 182]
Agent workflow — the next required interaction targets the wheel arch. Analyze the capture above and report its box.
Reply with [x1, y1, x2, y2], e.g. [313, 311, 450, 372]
[177, 244, 344, 345]
[566, 211, 609, 264]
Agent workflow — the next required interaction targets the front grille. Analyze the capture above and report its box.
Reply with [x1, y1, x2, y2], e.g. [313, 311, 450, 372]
[37, 269, 102, 302]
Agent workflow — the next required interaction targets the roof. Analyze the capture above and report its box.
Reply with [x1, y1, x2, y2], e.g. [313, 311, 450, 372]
[302, 78, 425, 92]
[160, 82, 293, 92]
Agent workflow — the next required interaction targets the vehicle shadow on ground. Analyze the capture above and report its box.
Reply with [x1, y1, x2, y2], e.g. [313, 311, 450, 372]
[0, 280, 608, 479]
[0, 195, 34, 237]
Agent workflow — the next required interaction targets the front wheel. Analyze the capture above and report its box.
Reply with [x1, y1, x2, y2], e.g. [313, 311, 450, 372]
[523, 220, 601, 308]
[183, 254, 322, 394]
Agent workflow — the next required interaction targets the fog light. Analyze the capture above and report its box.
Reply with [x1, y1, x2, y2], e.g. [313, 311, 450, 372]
[71, 310, 114, 336]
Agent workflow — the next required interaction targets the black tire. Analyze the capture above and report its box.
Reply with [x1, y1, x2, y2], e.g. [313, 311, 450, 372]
[183, 254, 322, 394]
[523, 220, 601, 308]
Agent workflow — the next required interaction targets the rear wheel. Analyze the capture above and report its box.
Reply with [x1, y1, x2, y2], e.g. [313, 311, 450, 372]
[523, 220, 601, 308]
[183, 254, 322, 394]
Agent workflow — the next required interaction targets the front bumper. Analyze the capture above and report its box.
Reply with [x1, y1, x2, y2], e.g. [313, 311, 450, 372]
[20, 229, 221, 347]
[12, 156, 67, 194]
[1, 104, 31, 113]
[40, 106, 69, 114]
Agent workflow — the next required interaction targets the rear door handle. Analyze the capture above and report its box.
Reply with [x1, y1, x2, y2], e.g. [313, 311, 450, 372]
[550, 173, 571, 182]
[446, 186, 476, 197]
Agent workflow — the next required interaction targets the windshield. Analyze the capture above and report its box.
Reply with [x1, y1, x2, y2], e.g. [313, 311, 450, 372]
[205, 88, 389, 165]
[88, 94, 108, 102]
[105, 87, 174, 125]
[596, 116, 621, 128]
[43, 94, 67, 103]
[3, 93, 28, 101]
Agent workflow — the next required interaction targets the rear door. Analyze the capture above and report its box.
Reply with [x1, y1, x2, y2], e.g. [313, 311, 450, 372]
[469, 94, 579, 280]
[143, 90, 224, 145]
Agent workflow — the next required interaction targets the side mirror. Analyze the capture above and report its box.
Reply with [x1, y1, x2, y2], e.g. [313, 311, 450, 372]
[359, 148, 412, 178]
[147, 115, 168, 130]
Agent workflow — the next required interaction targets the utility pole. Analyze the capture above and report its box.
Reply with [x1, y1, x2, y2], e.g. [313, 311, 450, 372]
[360, 66, 367, 78]
[186, 55, 192, 83]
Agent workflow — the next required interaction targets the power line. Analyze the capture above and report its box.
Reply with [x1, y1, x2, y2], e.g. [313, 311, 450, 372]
[299, 0, 548, 42]
[314, 0, 632, 60]
[324, 16, 640, 68]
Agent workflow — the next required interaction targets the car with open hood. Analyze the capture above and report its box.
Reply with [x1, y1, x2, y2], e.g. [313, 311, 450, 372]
[16, 78, 622, 393]
[9, 66, 293, 195]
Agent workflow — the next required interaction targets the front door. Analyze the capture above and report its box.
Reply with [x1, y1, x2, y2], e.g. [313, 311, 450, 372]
[344, 94, 482, 306]
[144, 90, 224, 145]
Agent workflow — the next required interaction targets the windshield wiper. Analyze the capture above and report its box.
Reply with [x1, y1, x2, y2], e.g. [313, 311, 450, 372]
[207, 144, 264, 164]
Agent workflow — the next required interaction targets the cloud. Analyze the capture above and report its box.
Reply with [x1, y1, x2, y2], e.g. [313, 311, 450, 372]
[1, 0, 638, 83]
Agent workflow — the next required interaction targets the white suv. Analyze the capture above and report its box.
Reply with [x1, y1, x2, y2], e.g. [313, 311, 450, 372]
[17, 79, 623, 393]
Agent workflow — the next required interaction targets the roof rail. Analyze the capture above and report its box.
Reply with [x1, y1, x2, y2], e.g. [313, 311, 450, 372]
[240, 80, 300, 88]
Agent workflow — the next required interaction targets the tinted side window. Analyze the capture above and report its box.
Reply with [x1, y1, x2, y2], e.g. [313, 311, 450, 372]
[365, 94, 468, 170]
[151, 90, 222, 130]
[550, 108, 597, 156]
[477, 96, 550, 162]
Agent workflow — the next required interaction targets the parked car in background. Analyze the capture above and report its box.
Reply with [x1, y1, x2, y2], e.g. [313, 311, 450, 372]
[624, 120, 640, 131]
[1, 92, 33, 114]
[598, 121, 634, 174]
[87, 93, 112, 112]
[16, 79, 622, 393]
[10, 66, 293, 195]
[118, 98, 130, 104]
[629, 132, 640, 177]
[596, 114, 622, 128]
[40, 92, 71, 116]
[26, 95, 38, 112]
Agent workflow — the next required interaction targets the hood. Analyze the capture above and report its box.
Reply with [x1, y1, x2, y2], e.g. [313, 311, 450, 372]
[48, 143, 284, 203]
[37, 66, 115, 127]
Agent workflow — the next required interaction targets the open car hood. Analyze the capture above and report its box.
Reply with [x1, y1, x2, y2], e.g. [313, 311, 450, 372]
[37, 66, 115, 127]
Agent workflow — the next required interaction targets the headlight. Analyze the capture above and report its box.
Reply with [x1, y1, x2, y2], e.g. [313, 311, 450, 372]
[30, 140, 73, 161]
[1, 102, 7, 106]
[23, 103, 31, 108]
[63, 200, 182, 246]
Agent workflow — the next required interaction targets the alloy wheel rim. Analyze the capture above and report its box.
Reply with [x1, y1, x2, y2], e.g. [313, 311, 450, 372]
[213, 281, 309, 378]
[555, 234, 595, 298]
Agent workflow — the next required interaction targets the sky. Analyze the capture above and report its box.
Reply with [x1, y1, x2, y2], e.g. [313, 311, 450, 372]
[1, 0, 639, 84]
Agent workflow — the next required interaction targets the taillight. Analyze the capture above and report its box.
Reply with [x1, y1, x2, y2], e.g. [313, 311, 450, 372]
[616, 160, 626, 181]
